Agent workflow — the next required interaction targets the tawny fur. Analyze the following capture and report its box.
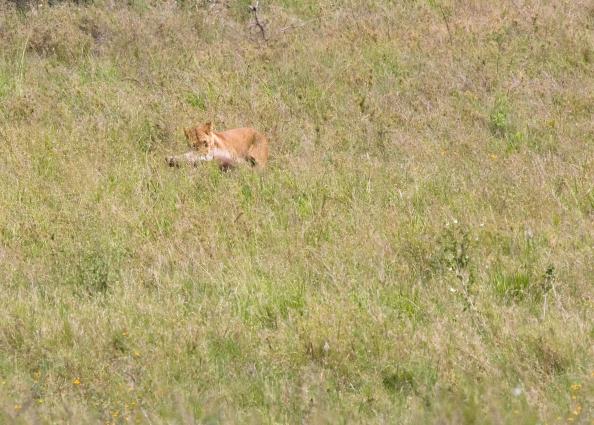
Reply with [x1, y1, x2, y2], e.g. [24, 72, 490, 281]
[166, 122, 269, 171]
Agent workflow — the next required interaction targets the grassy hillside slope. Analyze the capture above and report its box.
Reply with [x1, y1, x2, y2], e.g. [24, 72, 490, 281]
[0, 0, 592, 423]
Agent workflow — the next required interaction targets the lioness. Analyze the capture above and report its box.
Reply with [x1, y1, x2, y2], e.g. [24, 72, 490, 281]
[166, 122, 269, 171]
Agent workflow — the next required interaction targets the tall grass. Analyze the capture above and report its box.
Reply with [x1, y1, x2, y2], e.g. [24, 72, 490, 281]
[0, 0, 592, 423]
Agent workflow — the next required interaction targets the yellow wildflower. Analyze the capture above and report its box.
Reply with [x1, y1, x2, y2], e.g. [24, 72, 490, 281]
[72, 377, 81, 385]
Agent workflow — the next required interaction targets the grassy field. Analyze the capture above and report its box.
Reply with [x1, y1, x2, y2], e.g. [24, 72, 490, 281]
[0, 0, 593, 423]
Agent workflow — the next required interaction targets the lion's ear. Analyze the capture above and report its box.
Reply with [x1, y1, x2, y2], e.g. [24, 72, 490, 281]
[204, 122, 213, 134]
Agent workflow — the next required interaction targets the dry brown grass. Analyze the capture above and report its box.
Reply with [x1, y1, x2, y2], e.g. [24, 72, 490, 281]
[0, 0, 592, 423]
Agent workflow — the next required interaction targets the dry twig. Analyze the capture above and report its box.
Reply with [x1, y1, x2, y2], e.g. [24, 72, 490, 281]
[249, 1, 267, 41]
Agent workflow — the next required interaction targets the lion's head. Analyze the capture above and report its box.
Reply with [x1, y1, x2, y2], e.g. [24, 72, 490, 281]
[184, 122, 215, 156]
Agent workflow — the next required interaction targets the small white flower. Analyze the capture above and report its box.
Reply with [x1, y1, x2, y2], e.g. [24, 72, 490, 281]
[512, 386, 522, 397]
[449, 287, 457, 293]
